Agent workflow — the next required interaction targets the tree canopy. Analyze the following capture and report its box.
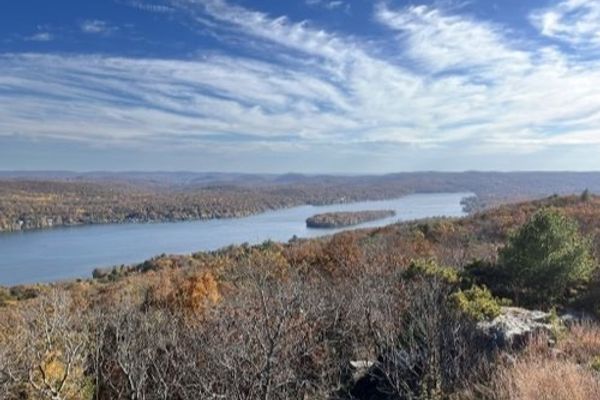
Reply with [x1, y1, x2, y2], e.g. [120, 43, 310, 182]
[499, 208, 596, 306]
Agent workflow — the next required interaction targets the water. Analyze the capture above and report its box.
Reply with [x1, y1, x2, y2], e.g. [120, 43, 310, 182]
[0, 192, 470, 285]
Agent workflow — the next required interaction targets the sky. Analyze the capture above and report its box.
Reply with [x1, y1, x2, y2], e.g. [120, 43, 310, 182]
[1, 0, 600, 173]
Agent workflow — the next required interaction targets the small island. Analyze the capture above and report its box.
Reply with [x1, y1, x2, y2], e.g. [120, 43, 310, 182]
[306, 210, 396, 229]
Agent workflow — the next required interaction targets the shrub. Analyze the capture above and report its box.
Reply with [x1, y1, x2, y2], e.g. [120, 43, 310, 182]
[499, 208, 596, 306]
[0, 287, 12, 307]
[8, 285, 39, 301]
[404, 259, 460, 285]
[362, 279, 489, 400]
[570, 279, 600, 317]
[451, 285, 503, 321]
[591, 356, 600, 372]
[462, 259, 513, 299]
[92, 267, 111, 280]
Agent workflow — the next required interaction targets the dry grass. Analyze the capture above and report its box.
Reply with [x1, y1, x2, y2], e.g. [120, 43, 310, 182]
[490, 325, 600, 400]
[460, 328, 600, 400]
[557, 322, 600, 365]
[491, 357, 600, 400]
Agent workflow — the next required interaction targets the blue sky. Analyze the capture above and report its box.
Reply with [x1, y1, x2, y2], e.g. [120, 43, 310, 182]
[2, 0, 600, 172]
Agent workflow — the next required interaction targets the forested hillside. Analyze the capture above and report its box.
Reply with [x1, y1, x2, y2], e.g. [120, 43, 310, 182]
[3, 171, 600, 232]
[2, 194, 600, 399]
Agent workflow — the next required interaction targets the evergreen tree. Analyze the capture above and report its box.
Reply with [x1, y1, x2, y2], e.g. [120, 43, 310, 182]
[499, 208, 595, 306]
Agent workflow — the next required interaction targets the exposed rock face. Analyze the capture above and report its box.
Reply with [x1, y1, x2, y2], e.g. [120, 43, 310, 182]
[477, 307, 553, 350]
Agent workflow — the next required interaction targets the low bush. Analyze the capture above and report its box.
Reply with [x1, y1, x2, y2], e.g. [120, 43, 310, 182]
[0, 287, 11, 307]
[8, 285, 39, 301]
[404, 259, 460, 284]
[363, 278, 490, 400]
[451, 285, 503, 321]
[591, 356, 600, 372]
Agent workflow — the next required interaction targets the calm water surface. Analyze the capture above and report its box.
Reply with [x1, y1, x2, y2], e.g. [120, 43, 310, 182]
[0, 192, 470, 285]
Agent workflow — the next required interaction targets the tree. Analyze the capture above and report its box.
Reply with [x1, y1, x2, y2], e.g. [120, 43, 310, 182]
[581, 188, 592, 202]
[499, 208, 595, 306]
[0, 289, 91, 400]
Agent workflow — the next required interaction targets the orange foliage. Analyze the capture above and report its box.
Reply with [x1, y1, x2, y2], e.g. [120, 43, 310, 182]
[243, 248, 290, 279]
[144, 270, 221, 316]
[177, 272, 221, 313]
[318, 232, 364, 278]
[283, 239, 326, 270]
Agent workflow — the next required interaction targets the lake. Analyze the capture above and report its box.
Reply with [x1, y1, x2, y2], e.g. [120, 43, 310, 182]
[0, 192, 470, 285]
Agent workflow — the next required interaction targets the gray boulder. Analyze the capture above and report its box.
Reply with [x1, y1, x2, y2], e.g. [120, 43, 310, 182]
[559, 309, 597, 326]
[477, 306, 553, 349]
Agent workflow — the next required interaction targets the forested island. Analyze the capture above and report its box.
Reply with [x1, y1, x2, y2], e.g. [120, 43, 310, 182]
[3, 171, 600, 232]
[2, 193, 600, 399]
[306, 210, 396, 228]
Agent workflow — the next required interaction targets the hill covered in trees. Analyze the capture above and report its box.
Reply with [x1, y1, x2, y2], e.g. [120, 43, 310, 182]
[2, 193, 600, 399]
[3, 171, 600, 232]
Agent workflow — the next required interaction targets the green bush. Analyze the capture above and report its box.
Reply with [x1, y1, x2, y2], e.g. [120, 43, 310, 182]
[404, 259, 460, 284]
[9, 285, 39, 301]
[591, 356, 600, 372]
[570, 280, 600, 317]
[499, 208, 596, 307]
[451, 285, 503, 321]
[0, 287, 12, 307]
[462, 259, 512, 297]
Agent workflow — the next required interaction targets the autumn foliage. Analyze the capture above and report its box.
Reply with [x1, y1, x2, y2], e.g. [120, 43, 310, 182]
[2, 194, 600, 399]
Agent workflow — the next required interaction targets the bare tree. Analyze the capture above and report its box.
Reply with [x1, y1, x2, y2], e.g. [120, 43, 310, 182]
[0, 289, 90, 400]
[361, 278, 485, 400]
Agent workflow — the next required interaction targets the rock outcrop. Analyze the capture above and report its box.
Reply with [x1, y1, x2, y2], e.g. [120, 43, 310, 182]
[477, 306, 553, 350]
[347, 307, 556, 399]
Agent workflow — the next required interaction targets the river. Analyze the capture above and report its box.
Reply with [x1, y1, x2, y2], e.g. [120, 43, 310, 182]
[0, 192, 470, 285]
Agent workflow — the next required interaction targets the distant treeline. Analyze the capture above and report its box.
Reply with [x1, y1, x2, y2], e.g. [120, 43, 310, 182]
[2, 171, 600, 232]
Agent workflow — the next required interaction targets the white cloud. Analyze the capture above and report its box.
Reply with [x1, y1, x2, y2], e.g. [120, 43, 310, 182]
[372, 3, 600, 148]
[25, 32, 53, 42]
[306, 0, 347, 11]
[375, 3, 531, 76]
[3, 0, 600, 163]
[530, 0, 600, 47]
[176, 0, 358, 67]
[80, 20, 118, 35]
[125, 1, 174, 13]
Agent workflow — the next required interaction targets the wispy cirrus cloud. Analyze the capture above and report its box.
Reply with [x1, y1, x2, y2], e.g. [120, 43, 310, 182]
[375, 3, 531, 76]
[3, 0, 600, 170]
[530, 0, 600, 47]
[175, 0, 358, 65]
